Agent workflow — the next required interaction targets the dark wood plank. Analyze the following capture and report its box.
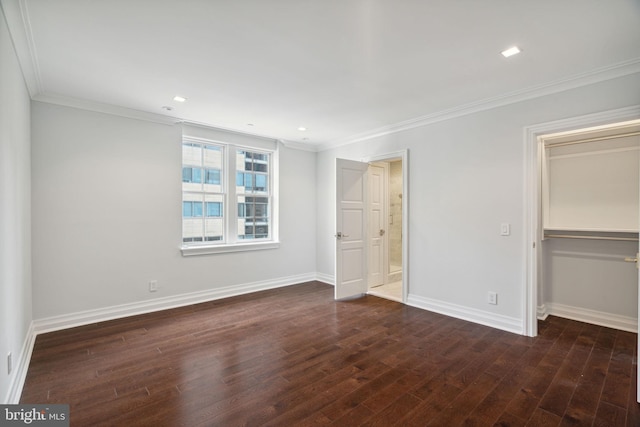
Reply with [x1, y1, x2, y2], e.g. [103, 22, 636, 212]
[19, 282, 640, 426]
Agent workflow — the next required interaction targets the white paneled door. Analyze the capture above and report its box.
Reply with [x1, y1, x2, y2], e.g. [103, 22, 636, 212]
[335, 158, 369, 300]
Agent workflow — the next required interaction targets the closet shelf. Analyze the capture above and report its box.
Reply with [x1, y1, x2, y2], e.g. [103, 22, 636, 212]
[543, 228, 639, 242]
[543, 227, 639, 233]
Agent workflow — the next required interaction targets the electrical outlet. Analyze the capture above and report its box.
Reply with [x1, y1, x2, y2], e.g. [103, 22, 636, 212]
[488, 292, 498, 305]
[149, 280, 158, 292]
[7, 352, 12, 375]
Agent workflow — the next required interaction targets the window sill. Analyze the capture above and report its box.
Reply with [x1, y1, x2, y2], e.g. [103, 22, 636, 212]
[180, 241, 280, 256]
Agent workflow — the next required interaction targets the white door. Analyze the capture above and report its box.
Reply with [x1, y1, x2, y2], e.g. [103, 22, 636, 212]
[335, 158, 369, 300]
[368, 164, 386, 288]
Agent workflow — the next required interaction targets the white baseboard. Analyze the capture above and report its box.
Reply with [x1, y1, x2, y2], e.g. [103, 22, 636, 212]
[6, 273, 324, 403]
[543, 302, 637, 333]
[4, 322, 36, 404]
[315, 273, 334, 286]
[314, 277, 523, 334]
[406, 294, 523, 335]
[32, 273, 319, 335]
[537, 304, 549, 320]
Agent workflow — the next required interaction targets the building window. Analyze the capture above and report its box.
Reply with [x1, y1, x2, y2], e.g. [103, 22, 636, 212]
[182, 139, 275, 249]
[236, 150, 271, 240]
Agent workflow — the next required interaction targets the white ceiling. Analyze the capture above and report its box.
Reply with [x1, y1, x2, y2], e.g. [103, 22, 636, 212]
[3, 0, 640, 149]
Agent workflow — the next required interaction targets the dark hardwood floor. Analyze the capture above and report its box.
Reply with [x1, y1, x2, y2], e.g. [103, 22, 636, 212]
[20, 281, 640, 426]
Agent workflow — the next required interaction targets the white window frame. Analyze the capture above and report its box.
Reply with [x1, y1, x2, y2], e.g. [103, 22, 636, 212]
[181, 136, 279, 256]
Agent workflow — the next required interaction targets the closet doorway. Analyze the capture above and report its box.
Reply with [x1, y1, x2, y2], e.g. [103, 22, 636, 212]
[366, 157, 404, 303]
[522, 105, 640, 337]
[537, 119, 640, 334]
[525, 109, 640, 335]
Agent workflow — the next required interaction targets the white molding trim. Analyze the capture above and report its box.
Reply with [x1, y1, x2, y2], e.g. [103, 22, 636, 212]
[7, 274, 330, 403]
[545, 302, 637, 333]
[319, 59, 640, 151]
[181, 241, 280, 257]
[32, 273, 316, 335]
[315, 272, 335, 286]
[407, 294, 523, 335]
[361, 149, 410, 304]
[4, 0, 639, 153]
[537, 304, 549, 321]
[525, 106, 640, 140]
[182, 121, 280, 149]
[4, 322, 36, 404]
[279, 139, 318, 153]
[29, 94, 320, 153]
[523, 105, 640, 338]
[0, 0, 42, 96]
[33, 93, 181, 126]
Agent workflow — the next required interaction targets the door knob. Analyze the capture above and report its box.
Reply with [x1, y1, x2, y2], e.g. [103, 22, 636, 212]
[334, 232, 349, 239]
[379, 229, 385, 236]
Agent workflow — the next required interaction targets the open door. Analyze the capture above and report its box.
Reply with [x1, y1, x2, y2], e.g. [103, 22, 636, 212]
[368, 163, 386, 288]
[335, 158, 368, 300]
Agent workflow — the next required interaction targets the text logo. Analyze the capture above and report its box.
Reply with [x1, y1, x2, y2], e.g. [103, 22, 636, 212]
[0, 405, 69, 426]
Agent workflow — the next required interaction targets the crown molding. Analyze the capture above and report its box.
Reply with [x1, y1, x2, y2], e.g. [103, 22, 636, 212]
[181, 119, 282, 144]
[33, 92, 182, 126]
[1, 0, 42, 97]
[279, 138, 318, 152]
[34, 93, 322, 151]
[5, 0, 638, 153]
[318, 58, 640, 152]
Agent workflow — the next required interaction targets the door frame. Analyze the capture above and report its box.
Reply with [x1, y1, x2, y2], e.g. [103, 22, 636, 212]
[362, 150, 409, 303]
[523, 105, 640, 337]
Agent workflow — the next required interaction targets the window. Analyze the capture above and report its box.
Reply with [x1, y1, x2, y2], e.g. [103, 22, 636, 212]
[181, 138, 277, 253]
[182, 143, 224, 243]
[235, 150, 270, 240]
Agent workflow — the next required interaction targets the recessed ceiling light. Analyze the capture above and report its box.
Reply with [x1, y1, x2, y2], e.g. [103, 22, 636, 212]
[501, 46, 521, 58]
[173, 96, 187, 102]
[298, 126, 307, 131]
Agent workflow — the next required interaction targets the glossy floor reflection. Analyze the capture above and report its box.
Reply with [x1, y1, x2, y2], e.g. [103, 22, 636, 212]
[20, 281, 640, 426]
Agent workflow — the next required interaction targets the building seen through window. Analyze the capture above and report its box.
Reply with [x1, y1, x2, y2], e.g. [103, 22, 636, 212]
[182, 141, 272, 244]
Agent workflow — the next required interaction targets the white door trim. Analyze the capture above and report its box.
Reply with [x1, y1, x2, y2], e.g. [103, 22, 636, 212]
[362, 149, 410, 303]
[523, 105, 640, 337]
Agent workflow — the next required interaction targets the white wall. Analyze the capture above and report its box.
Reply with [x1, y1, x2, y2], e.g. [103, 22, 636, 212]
[316, 72, 640, 331]
[542, 239, 638, 320]
[0, 5, 32, 402]
[31, 102, 316, 320]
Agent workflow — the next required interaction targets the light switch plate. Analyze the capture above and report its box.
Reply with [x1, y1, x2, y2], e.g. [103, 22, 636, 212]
[500, 223, 510, 236]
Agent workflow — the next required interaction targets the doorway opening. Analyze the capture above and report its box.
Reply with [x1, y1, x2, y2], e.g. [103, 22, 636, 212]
[522, 107, 640, 336]
[537, 120, 640, 331]
[334, 150, 408, 303]
[366, 157, 404, 303]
